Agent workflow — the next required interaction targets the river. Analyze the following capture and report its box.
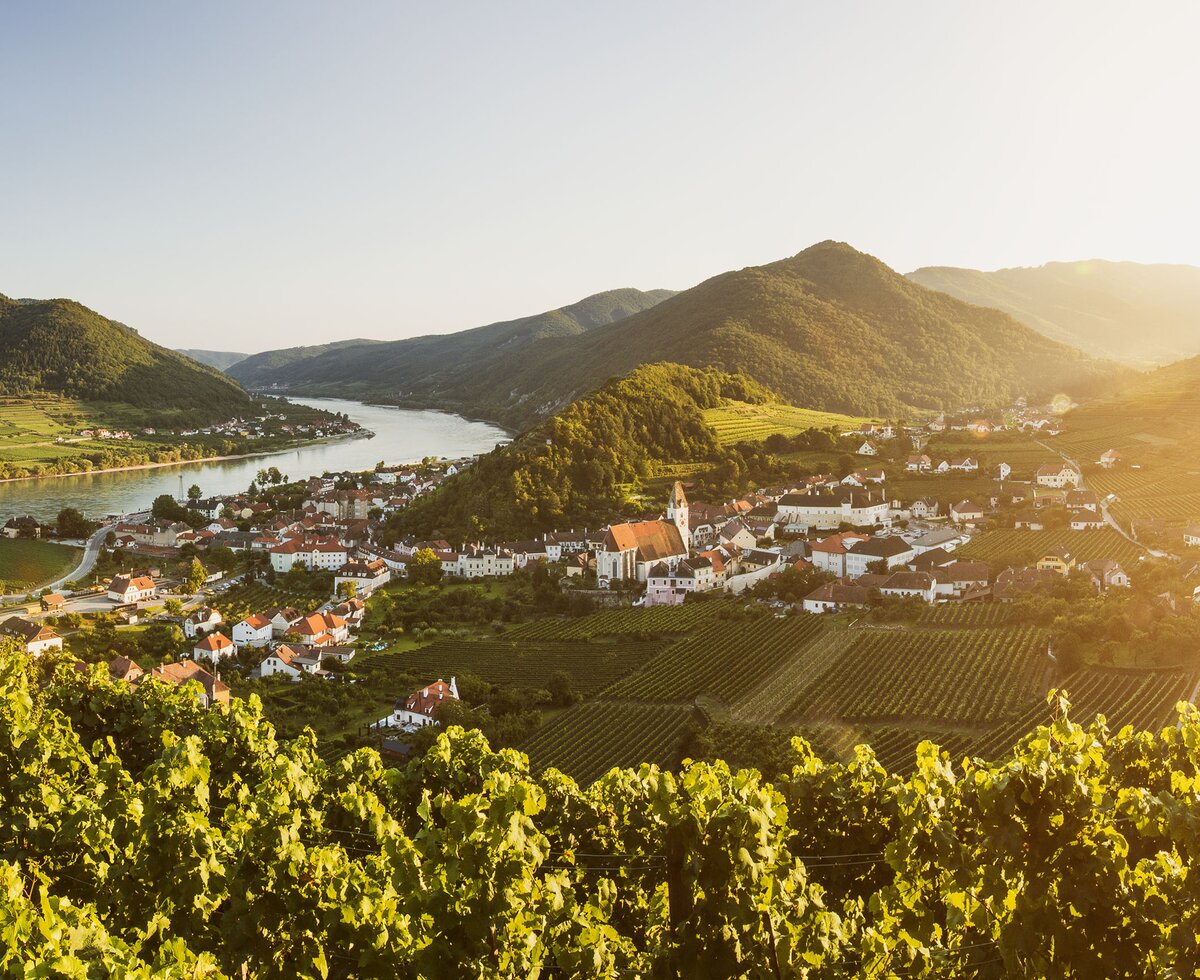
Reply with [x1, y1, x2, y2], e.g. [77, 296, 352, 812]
[1, 398, 510, 521]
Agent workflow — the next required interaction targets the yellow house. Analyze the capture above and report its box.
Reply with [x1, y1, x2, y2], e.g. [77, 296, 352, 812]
[1036, 551, 1076, 576]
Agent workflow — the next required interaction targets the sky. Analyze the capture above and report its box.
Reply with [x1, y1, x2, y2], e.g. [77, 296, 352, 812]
[2, 2, 1199, 351]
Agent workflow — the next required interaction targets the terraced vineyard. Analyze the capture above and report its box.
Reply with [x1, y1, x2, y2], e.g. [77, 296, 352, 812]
[357, 637, 667, 696]
[520, 701, 700, 785]
[504, 602, 726, 641]
[957, 528, 1144, 567]
[782, 627, 1052, 726]
[971, 665, 1200, 759]
[603, 616, 826, 704]
[916, 604, 1014, 628]
[702, 400, 871, 445]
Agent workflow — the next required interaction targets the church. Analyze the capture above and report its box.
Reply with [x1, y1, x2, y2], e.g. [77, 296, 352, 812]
[597, 481, 691, 585]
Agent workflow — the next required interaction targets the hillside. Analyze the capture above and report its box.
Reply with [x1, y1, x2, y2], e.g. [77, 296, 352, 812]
[0, 294, 252, 423]
[227, 287, 676, 395]
[386, 363, 768, 539]
[231, 243, 1125, 429]
[175, 348, 249, 371]
[907, 260, 1200, 366]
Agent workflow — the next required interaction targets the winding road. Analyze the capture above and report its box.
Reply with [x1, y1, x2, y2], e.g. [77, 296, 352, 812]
[0, 523, 114, 604]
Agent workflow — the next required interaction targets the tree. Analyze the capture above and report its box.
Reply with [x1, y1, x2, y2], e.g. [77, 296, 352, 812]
[151, 494, 188, 522]
[408, 548, 443, 586]
[56, 507, 91, 539]
[187, 484, 202, 501]
[163, 598, 184, 617]
[546, 670, 575, 707]
[336, 580, 358, 600]
[185, 559, 207, 593]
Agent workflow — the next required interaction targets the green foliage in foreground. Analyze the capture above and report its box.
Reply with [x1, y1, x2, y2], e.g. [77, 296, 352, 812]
[6, 647, 1200, 977]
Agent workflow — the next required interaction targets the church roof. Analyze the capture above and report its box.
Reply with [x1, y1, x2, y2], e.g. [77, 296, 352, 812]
[603, 520, 687, 563]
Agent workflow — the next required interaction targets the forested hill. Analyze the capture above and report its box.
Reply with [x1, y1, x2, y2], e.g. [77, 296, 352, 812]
[385, 363, 769, 540]
[175, 348, 249, 371]
[226, 287, 676, 392]
[228, 243, 1126, 430]
[907, 259, 1200, 366]
[0, 294, 253, 421]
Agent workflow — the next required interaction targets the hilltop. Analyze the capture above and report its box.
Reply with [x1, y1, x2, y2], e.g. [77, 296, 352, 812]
[227, 287, 676, 395]
[0, 294, 252, 424]
[231, 243, 1125, 429]
[907, 259, 1200, 366]
[175, 348, 249, 371]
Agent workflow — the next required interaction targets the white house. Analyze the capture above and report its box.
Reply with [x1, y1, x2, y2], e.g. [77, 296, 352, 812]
[182, 606, 223, 639]
[0, 617, 63, 656]
[256, 644, 325, 681]
[802, 580, 871, 614]
[269, 536, 349, 573]
[950, 500, 986, 524]
[232, 614, 274, 648]
[264, 606, 304, 637]
[843, 537, 914, 578]
[193, 632, 236, 664]
[107, 575, 157, 604]
[1036, 464, 1082, 489]
[856, 440, 879, 456]
[776, 488, 889, 531]
[333, 558, 392, 594]
[380, 677, 459, 731]
[1098, 449, 1122, 469]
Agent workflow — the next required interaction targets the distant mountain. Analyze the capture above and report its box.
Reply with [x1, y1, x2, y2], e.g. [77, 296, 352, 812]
[0, 294, 252, 422]
[906, 260, 1200, 366]
[226, 287, 677, 404]
[176, 349, 250, 371]
[232, 245, 1124, 430]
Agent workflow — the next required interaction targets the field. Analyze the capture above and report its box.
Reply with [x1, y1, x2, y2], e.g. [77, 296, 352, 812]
[521, 701, 701, 785]
[780, 627, 1052, 726]
[702, 400, 873, 445]
[503, 603, 726, 641]
[210, 580, 329, 623]
[957, 528, 1145, 567]
[0, 537, 82, 589]
[356, 637, 669, 696]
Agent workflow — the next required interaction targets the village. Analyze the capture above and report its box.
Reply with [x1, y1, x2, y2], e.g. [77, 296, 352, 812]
[0, 392, 1182, 753]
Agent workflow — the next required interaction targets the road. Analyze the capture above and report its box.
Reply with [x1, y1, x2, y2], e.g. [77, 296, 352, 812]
[0, 523, 114, 604]
[1035, 440, 1172, 559]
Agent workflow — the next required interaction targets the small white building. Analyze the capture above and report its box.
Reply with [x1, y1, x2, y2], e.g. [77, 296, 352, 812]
[256, 644, 325, 681]
[182, 606, 223, 639]
[193, 631, 236, 664]
[107, 575, 157, 604]
[232, 614, 274, 648]
[379, 677, 460, 731]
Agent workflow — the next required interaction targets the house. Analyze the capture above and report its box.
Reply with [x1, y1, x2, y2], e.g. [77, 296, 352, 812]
[950, 458, 979, 472]
[0, 617, 63, 655]
[384, 677, 460, 730]
[256, 643, 326, 681]
[1036, 551, 1076, 576]
[1065, 489, 1100, 513]
[182, 606, 223, 639]
[264, 606, 304, 637]
[40, 593, 65, 612]
[940, 561, 990, 596]
[107, 575, 157, 604]
[1, 515, 42, 539]
[330, 597, 366, 626]
[909, 497, 939, 520]
[908, 527, 966, 554]
[1036, 463, 1082, 489]
[856, 440, 879, 456]
[879, 571, 937, 603]
[1081, 559, 1130, 592]
[291, 611, 350, 647]
[107, 655, 144, 683]
[1070, 513, 1106, 531]
[149, 660, 230, 709]
[843, 536, 914, 578]
[906, 455, 932, 473]
[809, 532, 871, 577]
[269, 536, 349, 573]
[802, 580, 872, 614]
[949, 500, 986, 524]
[333, 558, 391, 594]
[231, 614, 274, 648]
[717, 519, 758, 552]
[1184, 527, 1200, 548]
[1098, 449, 1122, 469]
[645, 557, 718, 606]
[776, 488, 889, 531]
[448, 547, 516, 579]
[192, 631, 236, 663]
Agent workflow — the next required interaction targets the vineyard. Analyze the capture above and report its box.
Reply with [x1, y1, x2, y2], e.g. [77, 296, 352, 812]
[916, 603, 1015, 628]
[356, 637, 668, 696]
[971, 665, 1200, 758]
[503, 601, 725, 641]
[782, 626, 1053, 726]
[728, 628, 856, 724]
[602, 615, 827, 704]
[701, 399, 871, 445]
[211, 580, 328, 623]
[520, 700, 701, 785]
[957, 528, 1145, 567]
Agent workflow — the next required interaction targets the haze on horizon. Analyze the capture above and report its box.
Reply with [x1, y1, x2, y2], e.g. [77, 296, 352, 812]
[2, 1, 1198, 351]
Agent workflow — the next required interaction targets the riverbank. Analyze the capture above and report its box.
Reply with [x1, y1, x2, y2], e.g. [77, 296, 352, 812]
[0, 430, 367, 485]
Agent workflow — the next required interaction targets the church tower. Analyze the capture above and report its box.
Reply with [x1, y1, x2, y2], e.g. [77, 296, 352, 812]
[667, 480, 690, 552]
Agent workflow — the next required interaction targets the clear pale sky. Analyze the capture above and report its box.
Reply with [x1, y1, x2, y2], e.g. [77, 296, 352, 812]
[3, 2, 1198, 351]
